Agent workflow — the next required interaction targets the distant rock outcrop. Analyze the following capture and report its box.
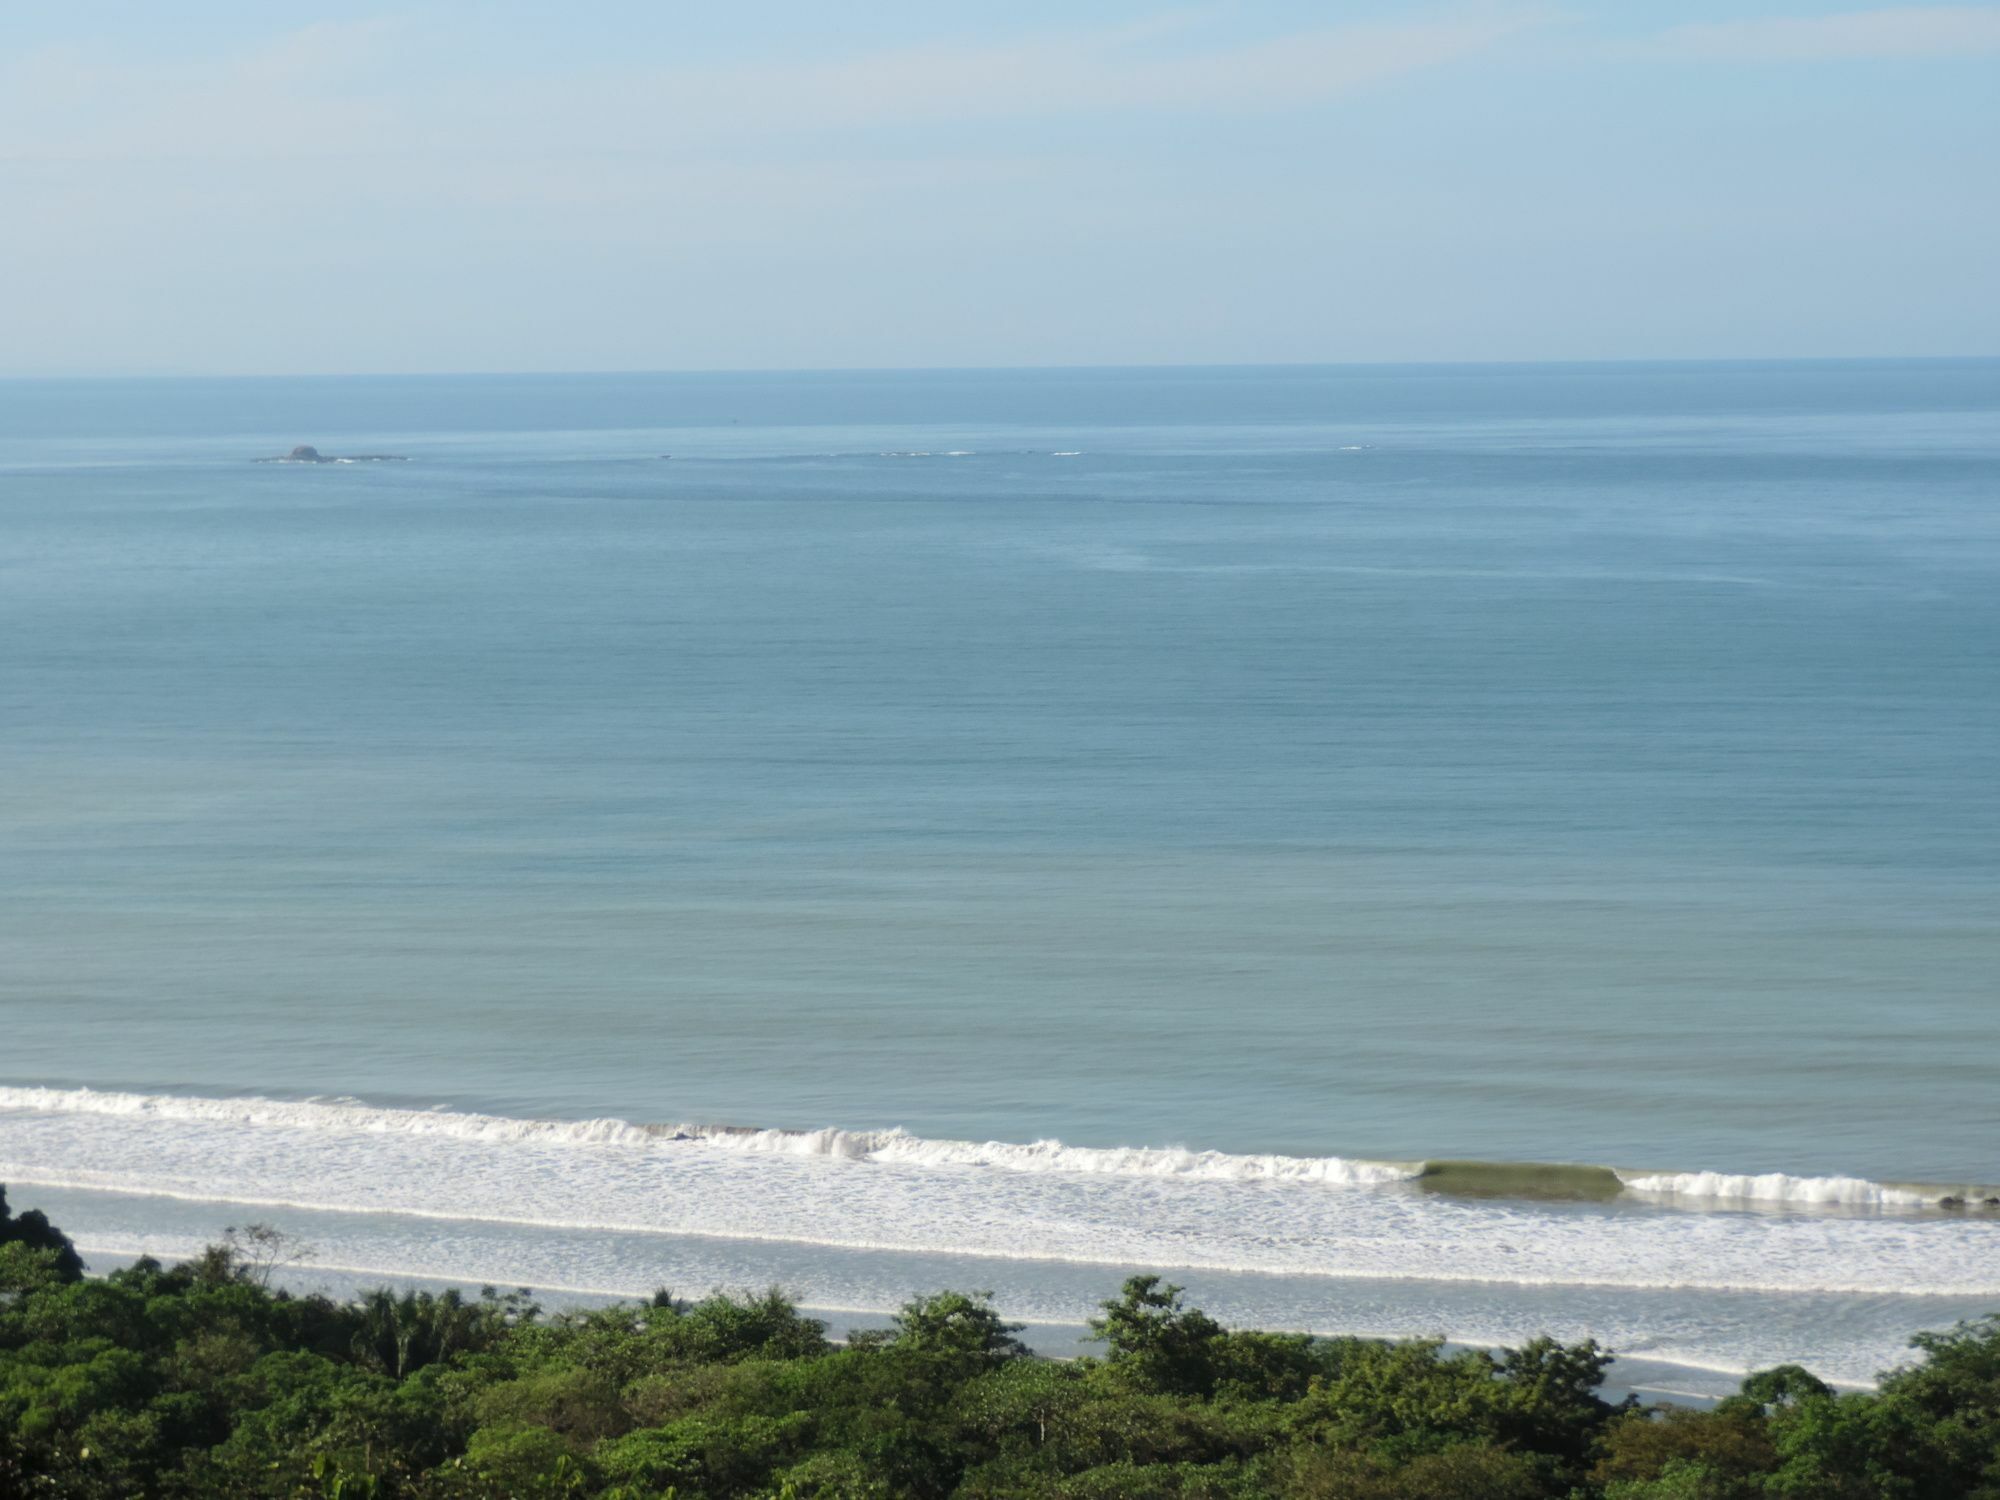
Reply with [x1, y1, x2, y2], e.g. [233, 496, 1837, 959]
[258, 444, 408, 464]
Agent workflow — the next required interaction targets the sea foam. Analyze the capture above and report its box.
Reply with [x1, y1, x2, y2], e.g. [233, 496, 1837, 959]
[0, 1086, 1971, 1204]
[1618, 1171, 1939, 1209]
[2, 1087, 1997, 1301]
[0, 1088, 1412, 1187]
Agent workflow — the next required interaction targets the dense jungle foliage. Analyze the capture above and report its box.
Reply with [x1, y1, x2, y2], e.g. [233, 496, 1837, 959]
[4, 1187, 1998, 1498]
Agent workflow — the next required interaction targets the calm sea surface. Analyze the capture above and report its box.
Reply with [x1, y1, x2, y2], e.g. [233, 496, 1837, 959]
[3, 363, 1996, 1386]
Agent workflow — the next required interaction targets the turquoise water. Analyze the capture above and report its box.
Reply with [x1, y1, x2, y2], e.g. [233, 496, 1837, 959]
[2, 362, 1996, 1385]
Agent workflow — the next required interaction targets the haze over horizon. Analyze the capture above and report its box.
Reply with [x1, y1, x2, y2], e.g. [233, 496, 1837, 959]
[5, 1, 1999, 377]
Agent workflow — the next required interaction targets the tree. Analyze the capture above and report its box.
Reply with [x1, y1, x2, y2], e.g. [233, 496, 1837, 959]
[1493, 1335, 1621, 1466]
[0, 1186, 85, 1283]
[1088, 1276, 1227, 1397]
[1593, 1407, 1777, 1500]
[1727, 1363, 1835, 1414]
[351, 1287, 511, 1379]
[890, 1291, 1028, 1372]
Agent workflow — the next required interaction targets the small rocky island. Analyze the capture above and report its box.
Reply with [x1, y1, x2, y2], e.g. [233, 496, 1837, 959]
[258, 444, 408, 463]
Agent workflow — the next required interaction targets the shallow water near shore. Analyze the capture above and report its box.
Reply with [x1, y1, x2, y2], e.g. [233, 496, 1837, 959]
[2, 361, 1997, 1377]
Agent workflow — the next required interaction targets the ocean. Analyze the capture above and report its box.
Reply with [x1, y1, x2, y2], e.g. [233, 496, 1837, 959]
[2, 361, 1996, 1394]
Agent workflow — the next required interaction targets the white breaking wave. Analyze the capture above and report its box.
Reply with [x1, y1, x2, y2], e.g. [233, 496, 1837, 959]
[2, 1085, 1998, 1300]
[682, 1123, 1417, 1186]
[0, 1086, 1976, 1203]
[0, 1086, 656, 1148]
[1619, 1171, 1940, 1209]
[0, 1087, 1415, 1188]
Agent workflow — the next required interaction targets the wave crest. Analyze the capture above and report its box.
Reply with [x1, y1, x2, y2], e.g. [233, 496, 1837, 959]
[682, 1123, 1417, 1185]
[0, 1087, 1415, 1188]
[1617, 1171, 1940, 1208]
[3, 1087, 1980, 1206]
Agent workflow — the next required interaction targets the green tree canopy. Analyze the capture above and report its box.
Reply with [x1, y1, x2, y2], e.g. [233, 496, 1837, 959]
[0, 1184, 85, 1284]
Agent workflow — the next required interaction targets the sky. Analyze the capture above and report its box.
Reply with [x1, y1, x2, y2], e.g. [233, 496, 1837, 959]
[2, 2, 1997, 374]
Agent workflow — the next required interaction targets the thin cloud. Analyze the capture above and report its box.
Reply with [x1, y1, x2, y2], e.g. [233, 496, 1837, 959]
[0, 19, 403, 163]
[0, 13, 1542, 168]
[1643, 6, 2000, 61]
[646, 17, 1542, 127]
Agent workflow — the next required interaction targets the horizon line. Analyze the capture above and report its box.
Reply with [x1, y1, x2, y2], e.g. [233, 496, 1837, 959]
[5, 353, 1999, 384]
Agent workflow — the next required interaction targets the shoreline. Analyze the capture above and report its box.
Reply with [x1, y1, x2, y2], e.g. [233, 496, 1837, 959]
[69, 1248, 1853, 1407]
[29, 1180, 1985, 1394]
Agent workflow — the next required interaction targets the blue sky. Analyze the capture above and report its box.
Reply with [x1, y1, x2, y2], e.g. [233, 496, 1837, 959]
[3, 3, 1996, 374]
